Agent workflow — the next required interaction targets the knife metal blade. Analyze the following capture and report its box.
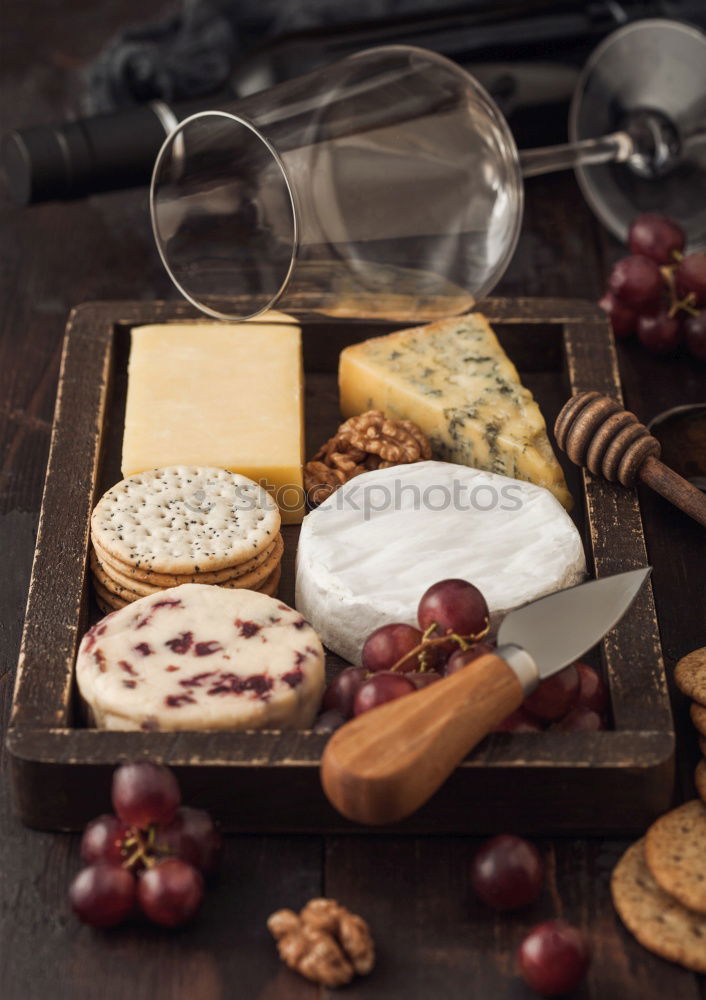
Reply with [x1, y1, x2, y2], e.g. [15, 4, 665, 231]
[320, 567, 653, 825]
[497, 567, 651, 684]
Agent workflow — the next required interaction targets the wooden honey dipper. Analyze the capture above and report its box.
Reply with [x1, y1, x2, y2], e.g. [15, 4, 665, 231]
[555, 391, 706, 529]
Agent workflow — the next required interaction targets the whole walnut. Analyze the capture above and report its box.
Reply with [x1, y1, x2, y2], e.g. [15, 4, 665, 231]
[304, 410, 431, 507]
[267, 897, 375, 988]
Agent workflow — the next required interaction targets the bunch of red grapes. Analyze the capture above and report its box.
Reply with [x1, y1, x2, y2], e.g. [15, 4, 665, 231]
[314, 578, 491, 731]
[599, 213, 706, 360]
[314, 578, 608, 735]
[470, 834, 590, 996]
[69, 761, 221, 928]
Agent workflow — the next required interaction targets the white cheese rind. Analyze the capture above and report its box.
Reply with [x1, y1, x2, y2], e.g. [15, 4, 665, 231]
[295, 462, 585, 664]
[76, 584, 324, 731]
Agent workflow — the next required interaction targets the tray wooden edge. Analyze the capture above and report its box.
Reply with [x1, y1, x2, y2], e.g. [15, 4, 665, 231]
[6, 298, 676, 832]
[8, 727, 674, 834]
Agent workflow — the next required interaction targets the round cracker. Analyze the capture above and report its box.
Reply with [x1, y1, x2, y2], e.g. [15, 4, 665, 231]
[644, 800, 706, 915]
[92, 577, 129, 612]
[611, 839, 706, 973]
[92, 534, 283, 599]
[217, 542, 282, 592]
[695, 760, 706, 804]
[690, 702, 706, 737]
[92, 530, 281, 586]
[258, 563, 281, 598]
[91, 551, 142, 600]
[91, 467, 280, 574]
[95, 594, 118, 617]
[674, 648, 706, 706]
[94, 557, 281, 607]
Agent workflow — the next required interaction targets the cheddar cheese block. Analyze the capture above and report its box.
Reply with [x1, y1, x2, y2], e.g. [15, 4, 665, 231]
[339, 314, 572, 509]
[122, 322, 305, 523]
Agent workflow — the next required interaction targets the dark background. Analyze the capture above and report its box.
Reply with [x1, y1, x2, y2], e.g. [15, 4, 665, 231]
[1, 2, 705, 998]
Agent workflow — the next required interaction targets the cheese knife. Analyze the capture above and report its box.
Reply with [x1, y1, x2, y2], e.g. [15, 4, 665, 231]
[320, 568, 651, 825]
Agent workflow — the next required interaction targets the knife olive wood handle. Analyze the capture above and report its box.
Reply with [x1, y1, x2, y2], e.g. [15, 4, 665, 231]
[320, 652, 525, 825]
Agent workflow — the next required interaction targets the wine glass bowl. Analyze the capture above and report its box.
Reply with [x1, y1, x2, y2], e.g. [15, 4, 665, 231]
[151, 23, 706, 320]
[151, 112, 298, 320]
[151, 46, 523, 321]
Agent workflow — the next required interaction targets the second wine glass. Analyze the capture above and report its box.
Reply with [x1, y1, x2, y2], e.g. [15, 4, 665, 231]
[151, 21, 705, 322]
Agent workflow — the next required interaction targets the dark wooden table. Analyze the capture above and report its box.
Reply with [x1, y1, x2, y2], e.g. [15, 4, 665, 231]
[1, 4, 705, 998]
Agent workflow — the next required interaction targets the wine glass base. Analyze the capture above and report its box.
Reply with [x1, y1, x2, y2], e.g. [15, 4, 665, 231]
[569, 19, 706, 249]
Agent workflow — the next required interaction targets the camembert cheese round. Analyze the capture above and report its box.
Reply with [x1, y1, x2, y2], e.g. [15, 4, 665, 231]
[295, 461, 585, 664]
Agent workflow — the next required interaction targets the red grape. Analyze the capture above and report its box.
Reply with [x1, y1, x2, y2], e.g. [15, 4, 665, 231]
[433, 646, 452, 672]
[322, 666, 368, 718]
[353, 672, 416, 716]
[69, 863, 136, 927]
[362, 623, 431, 673]
[684, 312, 706, 362]
[470, 834, 543, 910]
[80, 814, 130, 866]
[637, 311, 682, 355]
[518, 919, 590, 997]
[112, 762, 181, 829]
[408, 670, 442, 689]
[628, 213, 685, 265]
[608, 255, 663, 306]
[598, 291, 638, 339]
[574, 662, 608, 714]
[523, 665, 579, 722]
[493, 708, 543, 733]
[313, 709, 347, 733]
[553, 706, 605, 732]
[676, 252, 706, 306]
[418, 579, 489, 640]
[137, 858, 204, 927]
[155, 807, 222, 876]
[445, 642, 495, 675]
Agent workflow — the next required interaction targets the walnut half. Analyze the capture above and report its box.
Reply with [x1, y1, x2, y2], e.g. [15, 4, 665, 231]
[304, 410, 432, 507]
[267, 897, 375, 988]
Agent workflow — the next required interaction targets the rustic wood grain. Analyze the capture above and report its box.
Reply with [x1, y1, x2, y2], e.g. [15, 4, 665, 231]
[1, 4, 704, 997]
[7, 299, 674, 835]
[595, 226, 706, 818]
[324, 836, 705, 1000]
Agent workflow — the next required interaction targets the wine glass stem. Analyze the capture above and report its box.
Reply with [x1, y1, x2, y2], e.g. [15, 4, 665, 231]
[519, 131, 633, 178]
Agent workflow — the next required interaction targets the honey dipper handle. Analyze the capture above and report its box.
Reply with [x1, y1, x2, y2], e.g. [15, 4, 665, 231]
[639, 456, 706, 529]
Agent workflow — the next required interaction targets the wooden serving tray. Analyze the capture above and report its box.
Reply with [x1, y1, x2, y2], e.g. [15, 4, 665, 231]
[7, 299, 674, 833]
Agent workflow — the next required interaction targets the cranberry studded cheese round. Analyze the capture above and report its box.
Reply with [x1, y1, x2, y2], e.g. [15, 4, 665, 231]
[77, 584, 325, 731]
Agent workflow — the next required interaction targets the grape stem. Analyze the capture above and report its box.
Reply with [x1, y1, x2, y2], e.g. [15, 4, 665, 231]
[668, 292, 699, 319]
[388, 620, 490, 673]
[121, 825, 163, 871]
[661, 264, 700, 318]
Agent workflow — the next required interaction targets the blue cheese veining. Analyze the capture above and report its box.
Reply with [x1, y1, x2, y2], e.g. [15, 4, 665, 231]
[338, 314, 572, 509]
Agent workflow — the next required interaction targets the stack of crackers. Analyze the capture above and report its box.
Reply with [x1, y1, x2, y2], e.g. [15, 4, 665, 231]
[674, 646, 706, 799]
[89, 467, 283, 614]
[611, 802, 706, 973]
[611, 647, 706, 974]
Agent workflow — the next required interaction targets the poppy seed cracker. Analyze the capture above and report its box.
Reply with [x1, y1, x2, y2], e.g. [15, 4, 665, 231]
[91, 467, 281, 575]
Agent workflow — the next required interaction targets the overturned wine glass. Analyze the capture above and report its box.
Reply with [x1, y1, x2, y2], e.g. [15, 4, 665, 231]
[150, 18, 706, 322]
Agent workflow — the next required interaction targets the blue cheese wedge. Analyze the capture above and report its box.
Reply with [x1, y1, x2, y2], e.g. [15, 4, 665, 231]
[339, 314, 572, 509]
